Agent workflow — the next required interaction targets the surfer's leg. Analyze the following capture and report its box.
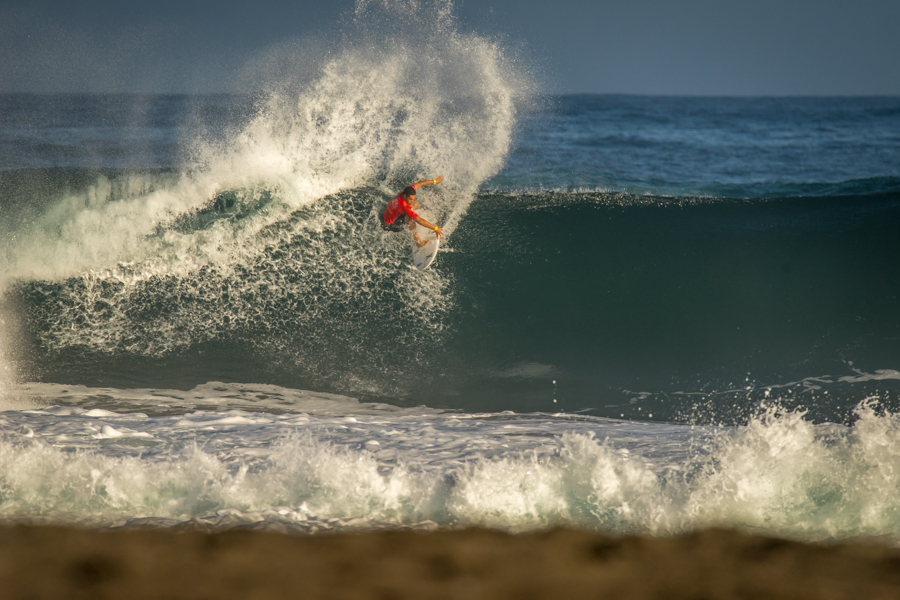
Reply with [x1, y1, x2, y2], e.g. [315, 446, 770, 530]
[382, 214, 405, 232]
[408, 219, 428, 247]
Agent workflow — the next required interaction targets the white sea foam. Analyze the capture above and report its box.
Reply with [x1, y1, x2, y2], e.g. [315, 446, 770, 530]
[1, 7, 525, 285]
[5, 381, 443, 417]
[2, 391, 900, 542]
[0, 299, 31, 410]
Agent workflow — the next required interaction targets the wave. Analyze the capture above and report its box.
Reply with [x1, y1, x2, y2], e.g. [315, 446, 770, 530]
[0, 1, 532, 401]
[484, 174, 900, 200]
[1, 60, 525, 285]
[4, 2, 900, 543]
[4, 185, 900, 423]
[2, 397, 900, 541]
[1, 8, 898, 425]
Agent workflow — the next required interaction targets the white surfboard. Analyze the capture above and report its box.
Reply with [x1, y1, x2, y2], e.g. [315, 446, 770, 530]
[412, 238, 440, 270]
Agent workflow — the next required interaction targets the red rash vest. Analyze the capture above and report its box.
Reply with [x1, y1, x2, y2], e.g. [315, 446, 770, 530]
[383, 186, 420, 224]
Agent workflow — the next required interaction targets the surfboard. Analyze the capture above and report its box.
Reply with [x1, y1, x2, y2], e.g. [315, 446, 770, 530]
[412, 238, 440, 270]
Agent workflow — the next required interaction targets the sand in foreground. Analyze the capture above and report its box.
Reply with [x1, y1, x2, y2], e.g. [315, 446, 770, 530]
[2, 525, 900, 599]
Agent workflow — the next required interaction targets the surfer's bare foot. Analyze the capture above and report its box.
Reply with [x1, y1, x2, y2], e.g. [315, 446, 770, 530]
[414, 237, 430, 247]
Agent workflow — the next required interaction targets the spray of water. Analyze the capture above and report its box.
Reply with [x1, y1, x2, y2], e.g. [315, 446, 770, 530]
[1, 0, 533, 395]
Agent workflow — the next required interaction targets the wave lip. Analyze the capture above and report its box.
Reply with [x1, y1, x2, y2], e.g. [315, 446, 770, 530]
[484, 174, 900, 199]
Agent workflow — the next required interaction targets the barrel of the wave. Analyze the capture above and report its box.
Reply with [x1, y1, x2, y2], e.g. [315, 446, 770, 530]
[381, 176, 445, 269]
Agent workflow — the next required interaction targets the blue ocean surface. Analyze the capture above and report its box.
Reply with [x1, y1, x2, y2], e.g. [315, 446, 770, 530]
[2, 13, 900, 541]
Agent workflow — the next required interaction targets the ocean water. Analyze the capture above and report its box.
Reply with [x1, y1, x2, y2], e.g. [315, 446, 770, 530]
[3, 5, 900, 542]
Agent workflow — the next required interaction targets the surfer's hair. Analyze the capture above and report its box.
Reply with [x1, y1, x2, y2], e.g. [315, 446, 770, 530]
[402, 186, 417, 198]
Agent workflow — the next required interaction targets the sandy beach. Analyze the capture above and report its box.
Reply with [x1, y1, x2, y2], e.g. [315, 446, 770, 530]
[2, 526, 900, 599]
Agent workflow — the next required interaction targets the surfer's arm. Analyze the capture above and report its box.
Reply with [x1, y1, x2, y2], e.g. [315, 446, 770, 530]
[414, 216, 444, 238]
[412, 175, 444, 190]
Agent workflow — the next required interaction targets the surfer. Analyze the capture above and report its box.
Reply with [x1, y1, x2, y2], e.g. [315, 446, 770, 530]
[382, 176, 445, 246]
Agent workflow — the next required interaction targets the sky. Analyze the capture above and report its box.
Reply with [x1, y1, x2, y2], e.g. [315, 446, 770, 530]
[1, 0, 899, 95]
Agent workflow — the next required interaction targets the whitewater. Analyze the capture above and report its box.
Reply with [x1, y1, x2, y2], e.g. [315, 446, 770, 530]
[2, 1, 900, 543]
